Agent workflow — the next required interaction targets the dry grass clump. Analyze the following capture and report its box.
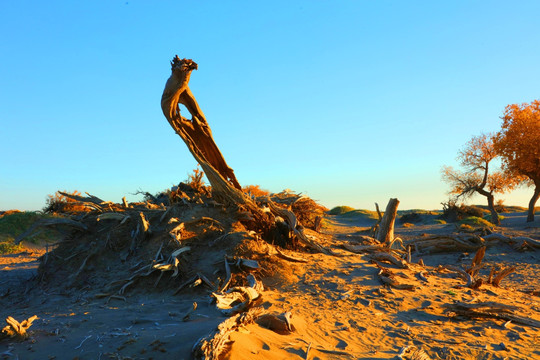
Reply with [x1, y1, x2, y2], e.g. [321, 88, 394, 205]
[233, 237, 299, 286]
[243, 185, 270, 197]
[327, 206, 355, 215]
[43, 190, 92, 214]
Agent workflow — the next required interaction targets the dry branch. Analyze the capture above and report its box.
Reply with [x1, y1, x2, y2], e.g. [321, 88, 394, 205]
[445, 302, 540, 328]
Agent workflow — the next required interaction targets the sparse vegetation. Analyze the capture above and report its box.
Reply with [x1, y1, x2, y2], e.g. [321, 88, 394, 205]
[340, 209, 380, 220]
[0, 211, 60, 244]
[243, 185, 271, 197]
[402, 223, 415, 228]
[459, 216, 495, 227]
[440, 200, 489, 222]
[43, 190, 90, 214]
[328, 206, 355, 215]
[0, 235, 22, 254]
[399, 212, 423, 224]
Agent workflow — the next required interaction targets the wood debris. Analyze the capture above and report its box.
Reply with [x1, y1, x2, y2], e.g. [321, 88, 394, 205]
[1, 315, 39, 340]
[445, 301, 540, 328]
[192, 307, 264, 360]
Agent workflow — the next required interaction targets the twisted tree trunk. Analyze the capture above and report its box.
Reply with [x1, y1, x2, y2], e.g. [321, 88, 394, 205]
[527, 186, 540, 223]
[160, 55, 328, 253]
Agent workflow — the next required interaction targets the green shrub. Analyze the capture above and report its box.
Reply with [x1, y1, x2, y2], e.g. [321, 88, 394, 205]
[434, 219, 447, 224]
[459, 216, 494, 227]
[0, 235, 22, 254]
[340, 209, 379, 220]
[0, 211, 60, 244]
[328, 206, 355, 215]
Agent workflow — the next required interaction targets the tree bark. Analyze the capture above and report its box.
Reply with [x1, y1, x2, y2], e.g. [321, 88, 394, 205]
[476, 188, 500, 225]
[527, 186, 540, 222]
[486, 193, 500, 225]
[377, 198, 399, 245]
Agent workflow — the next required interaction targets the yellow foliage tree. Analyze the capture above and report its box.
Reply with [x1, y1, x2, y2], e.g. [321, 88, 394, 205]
[442, 133, 519, 225]
[494, 100, 540, 222]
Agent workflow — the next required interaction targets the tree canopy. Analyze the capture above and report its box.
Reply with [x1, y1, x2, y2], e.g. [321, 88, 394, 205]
[442, 133, 518, 225]
[494, 100, 540, 222]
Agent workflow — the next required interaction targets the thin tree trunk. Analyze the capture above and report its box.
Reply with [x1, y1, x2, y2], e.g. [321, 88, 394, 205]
[377, 198, 399, 245]
[486, 194, 500, 225]
[476, 188, 500, 226]
[527, 186, 540, 223]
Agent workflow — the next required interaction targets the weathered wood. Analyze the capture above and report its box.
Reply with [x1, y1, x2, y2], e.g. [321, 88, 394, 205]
[192, 307, 264, 359]
[377, 198, 399, 245]
[1, 315, 39, 340]
[276, 248, 308, 263]
[445, 302, 540, 328]
[369, 251, 408, 269]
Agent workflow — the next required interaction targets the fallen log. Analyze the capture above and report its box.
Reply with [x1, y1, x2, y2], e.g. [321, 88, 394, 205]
[445, 301, 540, 328]
[369, 252, 408, 269]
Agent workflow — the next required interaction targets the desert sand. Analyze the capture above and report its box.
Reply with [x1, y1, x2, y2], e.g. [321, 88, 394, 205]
[1, 207, 539, 360]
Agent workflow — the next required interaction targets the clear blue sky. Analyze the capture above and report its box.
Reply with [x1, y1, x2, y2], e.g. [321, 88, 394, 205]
[1, 1, 539, 211]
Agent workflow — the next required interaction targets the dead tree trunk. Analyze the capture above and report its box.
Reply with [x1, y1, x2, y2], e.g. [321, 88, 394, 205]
[160, 55, 329, 254]
[377, 198, 399, 245]
[527, 186, 539, 223]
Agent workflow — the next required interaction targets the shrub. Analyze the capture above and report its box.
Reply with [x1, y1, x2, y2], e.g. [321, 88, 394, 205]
[328, 206, 355, 215]
[0, 235, 22, 254]
[459, 216, 494, 227]
[399, 212, 423, 224]
[434, 219, 447, 225]
[43, 190, 89, 214]
[402, 223, 415, 228]
[243, 185, 270, 197]
[0, 212, 60, 244]
[440, 200, 489, 222]
[340, 209, 379, 220]
[186, 166, 207, 193]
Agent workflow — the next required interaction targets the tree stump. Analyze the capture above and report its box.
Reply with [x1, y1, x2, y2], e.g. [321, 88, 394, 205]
[377, 198, 399, 245]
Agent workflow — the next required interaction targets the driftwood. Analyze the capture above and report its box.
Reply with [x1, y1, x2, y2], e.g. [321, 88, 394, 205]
[257, 312, 294, 334]
[212, 274, 263, 316]
[445, 302, 540, 328]
[413, 232, 540, 254]
[1, 315, 38, 340]
[369, 252, 408, 269]
[483, 233, 540, 249]
[15, 217, 88, 244]
[412, 234, 484, 253]
[377, 198, 399, 244]
[398, 345, 432, 360]
[377, 267, 415, 290]
[192, 307, 264, 360]
[275, 248, 308, 263]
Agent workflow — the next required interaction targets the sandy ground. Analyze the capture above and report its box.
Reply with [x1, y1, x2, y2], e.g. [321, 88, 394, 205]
[1, 213, 539, 359]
